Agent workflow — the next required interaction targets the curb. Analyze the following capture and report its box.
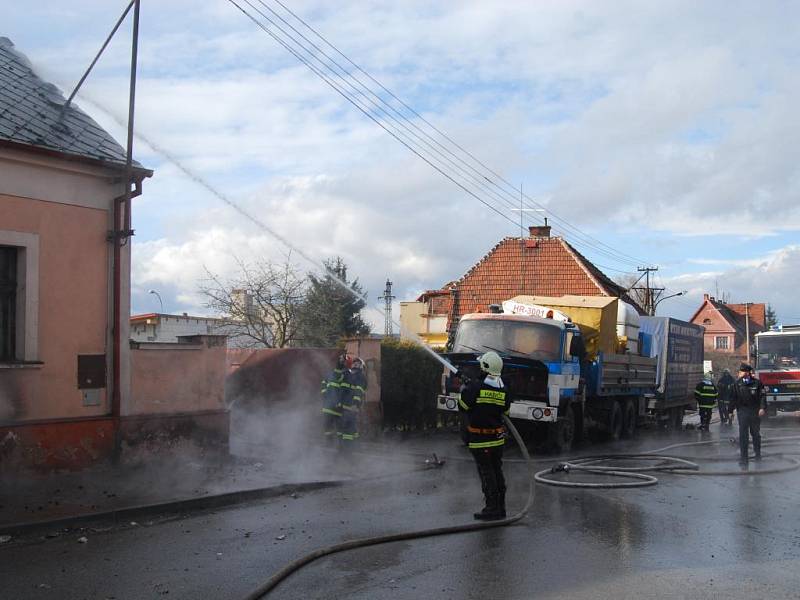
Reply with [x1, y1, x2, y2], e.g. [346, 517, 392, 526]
[0, 479, 344, 538]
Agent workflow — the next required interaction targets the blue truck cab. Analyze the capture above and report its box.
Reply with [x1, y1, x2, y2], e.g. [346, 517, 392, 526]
[438, 308, 659, 450]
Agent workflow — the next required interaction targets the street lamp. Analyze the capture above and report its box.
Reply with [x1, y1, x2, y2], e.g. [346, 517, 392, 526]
[148, 289, 164, 313]
[652, 290, 687, 314]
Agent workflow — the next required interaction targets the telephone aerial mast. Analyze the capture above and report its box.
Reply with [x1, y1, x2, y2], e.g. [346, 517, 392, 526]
[379, 279, 395, 336]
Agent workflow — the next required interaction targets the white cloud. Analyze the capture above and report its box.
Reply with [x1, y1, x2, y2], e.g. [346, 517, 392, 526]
[7, 1, 800, 329]
[661, 245, 800, 323]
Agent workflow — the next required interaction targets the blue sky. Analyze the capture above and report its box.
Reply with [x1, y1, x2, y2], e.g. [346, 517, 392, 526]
[5, 1, 800, 325]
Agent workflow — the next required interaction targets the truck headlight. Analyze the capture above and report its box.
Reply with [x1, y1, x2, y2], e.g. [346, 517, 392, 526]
[445, 398, 457, 410]
[532, 408, 543, 420]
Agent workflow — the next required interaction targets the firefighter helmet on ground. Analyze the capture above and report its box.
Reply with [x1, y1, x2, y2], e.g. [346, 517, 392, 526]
[478, 351, 503, 377]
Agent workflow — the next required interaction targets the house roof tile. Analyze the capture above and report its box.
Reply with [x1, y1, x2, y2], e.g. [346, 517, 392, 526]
[434, 235, 642, 328]
[0, 36, 147, 171]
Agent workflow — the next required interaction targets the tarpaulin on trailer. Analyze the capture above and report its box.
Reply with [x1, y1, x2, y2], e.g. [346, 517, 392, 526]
[509, 295, 618, 359]
[640, 316, 704, 405]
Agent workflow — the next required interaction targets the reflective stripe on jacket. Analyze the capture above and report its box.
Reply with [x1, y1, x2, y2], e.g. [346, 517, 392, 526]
[459, 376, 510, 450]
[321, 368, 345, 414]
[694, 381, 718, 408]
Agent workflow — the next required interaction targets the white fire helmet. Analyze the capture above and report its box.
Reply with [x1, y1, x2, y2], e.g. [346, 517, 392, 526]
[352, 357, 365, 370]
[478, 351, 503, 377]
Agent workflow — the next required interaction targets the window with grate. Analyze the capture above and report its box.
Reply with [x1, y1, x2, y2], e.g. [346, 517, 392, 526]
[0, 246, 18, 361]
[715, 336, 729, 350]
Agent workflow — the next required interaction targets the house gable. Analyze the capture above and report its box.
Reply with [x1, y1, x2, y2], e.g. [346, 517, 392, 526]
[437, 229, 642, 332]
[690, 300, 737, 334]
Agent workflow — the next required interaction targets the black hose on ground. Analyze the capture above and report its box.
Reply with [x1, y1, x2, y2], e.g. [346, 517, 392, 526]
[242, 415, 534, 600]
[534, 435, 800, 487]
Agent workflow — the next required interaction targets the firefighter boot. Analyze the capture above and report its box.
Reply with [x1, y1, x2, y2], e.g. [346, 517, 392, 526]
[475, 495, 505, 521]
[473, 461, 498, 520]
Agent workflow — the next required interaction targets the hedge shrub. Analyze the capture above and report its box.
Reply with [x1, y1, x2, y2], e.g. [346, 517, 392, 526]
[380, 338, 450, 431]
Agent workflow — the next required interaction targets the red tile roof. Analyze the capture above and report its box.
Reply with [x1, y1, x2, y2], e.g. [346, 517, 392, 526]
[689, 296, 767, 343]
[726, 302, 766, 331]
[432, 235, 642, 331]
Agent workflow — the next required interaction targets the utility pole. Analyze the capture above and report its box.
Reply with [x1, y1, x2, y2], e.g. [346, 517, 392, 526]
[633, 266, 664, 316]
[379, 279, 395, 336]
[745, 302, 751, 364]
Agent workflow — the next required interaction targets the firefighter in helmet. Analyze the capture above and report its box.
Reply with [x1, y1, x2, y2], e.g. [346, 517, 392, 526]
[458, 351, 511, 521]
[694, 373, 718, 432]
[339, 357, 367, 450]
[321, 354, 349, 444]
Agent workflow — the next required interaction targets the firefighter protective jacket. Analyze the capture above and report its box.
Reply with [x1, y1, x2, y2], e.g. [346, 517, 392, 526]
[321, 368, 344, 416]
[458, 376, 511, 450]
[731, 376, 767, 411]
[341, 368, 367, 413]
[694, 380, 719, 408]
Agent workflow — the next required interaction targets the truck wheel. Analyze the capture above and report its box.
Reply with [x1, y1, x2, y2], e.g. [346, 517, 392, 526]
[549, 403, 575, 453]
[608, 400, 623, 441]
[667, 407, 683, 431]
[622, 398, 636, 439]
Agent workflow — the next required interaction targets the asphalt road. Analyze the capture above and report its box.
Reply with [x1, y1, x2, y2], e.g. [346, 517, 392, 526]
[3, 421, 800, 600]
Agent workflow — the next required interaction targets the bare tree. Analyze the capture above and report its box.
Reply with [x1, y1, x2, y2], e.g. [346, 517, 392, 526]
[199, 256, 306, 348]
[616, 274, 648, 309]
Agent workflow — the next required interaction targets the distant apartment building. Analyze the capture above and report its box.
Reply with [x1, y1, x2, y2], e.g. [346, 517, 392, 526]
[399, 289, 452, 349]
[131, 313, 225, 343]
[130, 312, 264, 348]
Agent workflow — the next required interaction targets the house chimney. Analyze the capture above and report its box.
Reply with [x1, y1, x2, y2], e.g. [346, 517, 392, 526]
[528, 225, 551, 238]
[703, 293, 709, 301]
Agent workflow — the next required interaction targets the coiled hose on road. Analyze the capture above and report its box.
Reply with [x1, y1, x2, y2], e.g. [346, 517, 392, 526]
[533, 434, 800, 488]
[243, 415, 534, 600]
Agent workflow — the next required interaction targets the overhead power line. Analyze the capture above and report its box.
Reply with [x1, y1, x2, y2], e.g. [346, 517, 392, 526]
[267, 0, 650, 269]
[226, 0, 651, 271]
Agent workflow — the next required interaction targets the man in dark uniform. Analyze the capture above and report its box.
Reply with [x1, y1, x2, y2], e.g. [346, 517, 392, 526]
[694, 374, 718, 432]
[730, 363, 767, 466]
[717, 368, 735, 427]
[321, 354, 349, 444]
[339, 357, 367, 451]
[458, 351, 511, 521]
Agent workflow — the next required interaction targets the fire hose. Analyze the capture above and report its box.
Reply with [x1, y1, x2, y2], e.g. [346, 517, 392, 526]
[242, 414, 534, 600]
[242, 432, 800, 598]
[533, 435, 800, 488]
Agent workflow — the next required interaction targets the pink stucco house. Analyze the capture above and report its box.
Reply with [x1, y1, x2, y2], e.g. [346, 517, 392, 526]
[0, 38, 227, 469]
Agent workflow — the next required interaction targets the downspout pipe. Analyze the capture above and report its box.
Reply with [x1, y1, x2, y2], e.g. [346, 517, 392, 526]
[110, 0, 141, 462]
[111, 178, 142, 423]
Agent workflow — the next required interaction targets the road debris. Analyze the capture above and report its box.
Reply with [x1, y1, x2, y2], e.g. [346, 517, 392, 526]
[0, 535, 11, 543]
[275, 534, 286, 541]
[424, 453, 445, 468]
[77, 536, 88, 544]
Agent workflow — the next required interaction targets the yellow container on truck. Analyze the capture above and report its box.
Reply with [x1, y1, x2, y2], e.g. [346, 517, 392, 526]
[508, 295, 620, 359]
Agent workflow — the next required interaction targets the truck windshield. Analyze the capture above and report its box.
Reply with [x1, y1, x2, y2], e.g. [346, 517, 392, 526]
[453, 319, 562, 362]
[757, 335, 800, 370]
